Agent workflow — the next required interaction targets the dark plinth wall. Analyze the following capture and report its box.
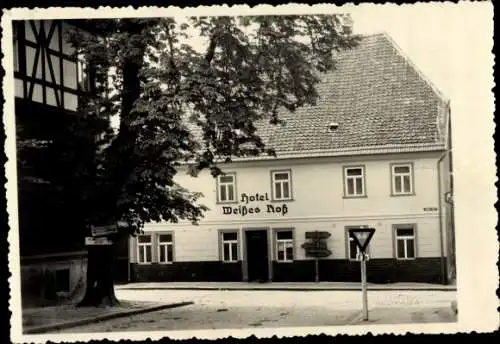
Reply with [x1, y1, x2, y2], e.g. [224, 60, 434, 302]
[131, 257, 445, 284]
[131, 261, 243, 282]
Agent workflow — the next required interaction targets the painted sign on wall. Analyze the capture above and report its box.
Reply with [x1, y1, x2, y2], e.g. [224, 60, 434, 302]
[222, 192, 289, 216]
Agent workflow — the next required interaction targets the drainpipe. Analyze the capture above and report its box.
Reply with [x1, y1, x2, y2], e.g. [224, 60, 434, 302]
[437, 151, 448, 285]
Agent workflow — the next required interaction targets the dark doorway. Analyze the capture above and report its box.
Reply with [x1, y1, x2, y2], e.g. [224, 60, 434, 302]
[245, 230, 269, 282]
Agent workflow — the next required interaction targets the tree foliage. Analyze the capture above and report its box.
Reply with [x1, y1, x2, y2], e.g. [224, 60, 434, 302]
[55, 15, 360, 236]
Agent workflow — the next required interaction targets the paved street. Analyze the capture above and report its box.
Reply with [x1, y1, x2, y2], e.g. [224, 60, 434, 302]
[54, 288, 457, 332]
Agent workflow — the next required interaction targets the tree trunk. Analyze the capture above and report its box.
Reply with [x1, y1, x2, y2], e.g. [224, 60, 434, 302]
[77, 244, 120, 307]
[315, 258, 319, 283]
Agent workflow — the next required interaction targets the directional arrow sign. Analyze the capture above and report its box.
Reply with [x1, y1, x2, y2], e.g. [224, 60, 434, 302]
[305, 231, 331, 240]
[85, 237, 113, 246]
[301, 241, 328, 250]
[348, 227, 375, 253]
[91, 224, 118, 237]
[305, 249, 332, 258]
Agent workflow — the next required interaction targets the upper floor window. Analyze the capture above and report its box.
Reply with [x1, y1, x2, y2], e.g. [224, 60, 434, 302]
[220, 231, 239, 262]
[158, 233, 174, 264]
[344, 166, 366, 197]
[395, 226, 416, 260]
[217, 173, 236, 203]
[391, 163, 414, 195]
[271, 170, 292, 201]
[275, 230, 294, 262]
[137, 234, 152, 264]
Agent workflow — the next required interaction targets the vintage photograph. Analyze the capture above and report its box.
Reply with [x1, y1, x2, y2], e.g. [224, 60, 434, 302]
[2, 2, 496, 343]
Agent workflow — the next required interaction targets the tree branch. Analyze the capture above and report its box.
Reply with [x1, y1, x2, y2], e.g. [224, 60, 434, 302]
[205, 33, 218, 64]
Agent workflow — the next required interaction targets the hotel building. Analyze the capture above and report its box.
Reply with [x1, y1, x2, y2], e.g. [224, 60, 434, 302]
[128, 33, 456, 284]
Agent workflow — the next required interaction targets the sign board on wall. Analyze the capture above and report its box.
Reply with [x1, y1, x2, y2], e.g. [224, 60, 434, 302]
[222, 192, 289, 217]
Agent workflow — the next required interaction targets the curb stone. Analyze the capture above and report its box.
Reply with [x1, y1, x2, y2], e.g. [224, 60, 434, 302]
[23, 301, 194, 334]
[119, 287, 457, 292]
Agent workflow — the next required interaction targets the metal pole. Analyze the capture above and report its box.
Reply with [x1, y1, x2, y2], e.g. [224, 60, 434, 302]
[361, 254, 368, 321]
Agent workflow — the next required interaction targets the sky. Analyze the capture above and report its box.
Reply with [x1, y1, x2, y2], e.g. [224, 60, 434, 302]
[347, 2, 493, 107]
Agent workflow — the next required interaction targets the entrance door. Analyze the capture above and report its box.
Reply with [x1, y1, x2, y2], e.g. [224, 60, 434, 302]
[245, 230, 269, 282]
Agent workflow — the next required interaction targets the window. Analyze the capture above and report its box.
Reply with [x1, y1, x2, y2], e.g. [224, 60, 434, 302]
[158, 233, 174, 264]
[221, 232, 239, 262]
[276, 230, 294, 262]
[348, 235, 362, 260]
[271, 170, 292, 201]
[217, 173, 236, 203]
[346, 229, 371, 260]
[344, 166, 365, 197]
[392, 163, 414, 195]
[137, 234, 152, 264]
[395, 226, 416, 260]
[77, 53, 97, 92]
[13, 22, 19, 72]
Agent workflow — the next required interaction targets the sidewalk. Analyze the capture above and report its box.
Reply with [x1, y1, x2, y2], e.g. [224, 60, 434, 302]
[22, 300, 194, 334]
[348, 306, 457, 325]
[117, 281, 457, 292]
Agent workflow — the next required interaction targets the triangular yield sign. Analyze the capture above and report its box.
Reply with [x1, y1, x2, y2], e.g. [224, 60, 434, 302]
[349, 227, 375, 253]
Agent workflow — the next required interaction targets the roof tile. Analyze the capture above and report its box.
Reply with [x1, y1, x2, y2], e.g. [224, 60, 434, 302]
[188, 33, 449, 158]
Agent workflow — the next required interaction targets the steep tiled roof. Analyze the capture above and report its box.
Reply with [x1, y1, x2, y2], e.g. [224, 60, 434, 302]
[190, 33, 450, 160]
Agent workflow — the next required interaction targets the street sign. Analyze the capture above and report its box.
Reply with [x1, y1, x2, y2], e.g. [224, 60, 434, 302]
[348, 227, 375, 253]
[305, 249, 332, 258]
[348, 227, 376, 322]
[91, 224, 118, 237]
[356, 252, 370, 261]
[305, 231, 331, 240]
[301, 241, 328, 250]
[85, 237, 113, 246]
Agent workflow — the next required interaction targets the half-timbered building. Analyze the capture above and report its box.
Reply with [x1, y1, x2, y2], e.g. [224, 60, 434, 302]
[13, 19, 128, 306]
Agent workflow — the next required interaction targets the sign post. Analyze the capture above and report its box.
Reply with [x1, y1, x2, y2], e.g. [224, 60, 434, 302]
[303, 231, 332, 283]
[349, 227, 375, 321]
[360, 252, 368, 321]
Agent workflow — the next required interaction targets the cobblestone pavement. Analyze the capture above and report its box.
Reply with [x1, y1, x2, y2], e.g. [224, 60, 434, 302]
[54, 289, 457, 332]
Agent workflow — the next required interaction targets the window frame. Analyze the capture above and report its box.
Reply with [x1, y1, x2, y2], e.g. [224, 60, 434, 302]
[343, 165, 367, 198]
[345, 226, 372, 261]
[157, 232, 175, 264]
[390, 162, 415, 196]
[393, 224, 417, 260]
[216, 172, 237, 204]
[219, 229, 240, 263]
[136, 234, 153, 265]
[270, 169, 293, 201]
[274, 228, 294, 263]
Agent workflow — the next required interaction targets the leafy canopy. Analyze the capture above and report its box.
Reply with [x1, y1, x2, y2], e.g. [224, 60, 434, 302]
[60, 15, 360, 235]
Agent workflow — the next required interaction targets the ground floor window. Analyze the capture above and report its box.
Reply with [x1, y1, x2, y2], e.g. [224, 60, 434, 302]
[348, 235, 361, 260]
[137, 234, 152, 264]
[221, 231, 239, 262]
[346, 226, 371, 261]
[275, 230, 294, 262]
[158, 233, 174, 264]
[395, 225, 416, 260]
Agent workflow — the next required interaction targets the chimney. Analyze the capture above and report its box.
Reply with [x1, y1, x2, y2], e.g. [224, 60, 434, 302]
[342, 14, 354, 35]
